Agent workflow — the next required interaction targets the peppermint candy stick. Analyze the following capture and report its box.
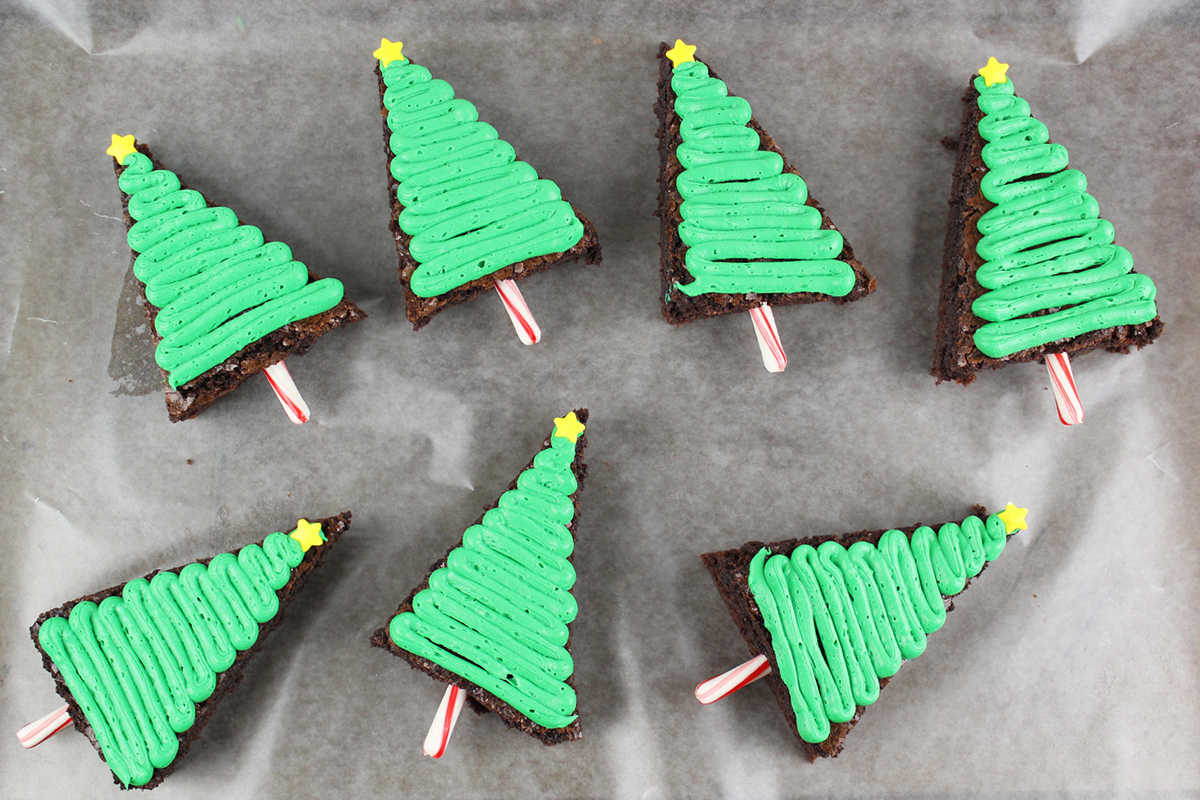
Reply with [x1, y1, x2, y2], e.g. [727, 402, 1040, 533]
[263, 361, 310, 424]
[423, 684, 466, 759]
[1046, 352, 1083, 425]
[749, 305, 787, 373]
[695, 654, 772, 704]
[15, 705, 71, 749]
[495, 279, 542, 345]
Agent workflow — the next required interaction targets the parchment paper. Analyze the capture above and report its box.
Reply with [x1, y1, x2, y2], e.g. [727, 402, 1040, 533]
[2, 1, 1198, 797]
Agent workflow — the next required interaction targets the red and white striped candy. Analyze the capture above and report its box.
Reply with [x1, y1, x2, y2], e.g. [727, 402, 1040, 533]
[695, 654, 772, 705]
[263, 361, 310, 424]
[1046, 352, 1083, 426]
[495, 279, 541, 345]
[749, 304, 786, 373]
[16, 705, 71, 749]
[423, 684, 466, 759]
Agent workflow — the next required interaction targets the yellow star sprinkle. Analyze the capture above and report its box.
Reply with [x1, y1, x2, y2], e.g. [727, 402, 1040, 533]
[665, 39, 697, 68]
[978, 56, 1010, 88]
[289, 519, 326, 552]
[553, 412, 586, 444]
[106, 134, 137, 163]
[374, 38, 406, 67]
[997, 502, 1028, 535]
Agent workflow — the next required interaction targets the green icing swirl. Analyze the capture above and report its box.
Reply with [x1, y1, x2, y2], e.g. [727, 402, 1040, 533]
[669, 60, 854, 298]
[380, 58, 584, 298]
[970, 75, 1158, 358]
[388, 428, 581, 729]
[117, 152, 344, 388]
[746, 513, 1010, 744]
[37, 531, 308, 787]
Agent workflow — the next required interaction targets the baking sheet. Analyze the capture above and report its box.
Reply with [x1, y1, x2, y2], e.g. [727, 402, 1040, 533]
[2, 1, 1198, 797]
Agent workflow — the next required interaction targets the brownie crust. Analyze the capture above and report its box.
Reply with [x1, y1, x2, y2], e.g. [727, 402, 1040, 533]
[113, 145, 367, 422]
[932, 78, 1163, 385]
[701, 505, 987, 761]
[376, 65, 602, 331]
[371, 410, 589, 745]
[655, 42, 876, 325]
[30, 511, 352, 790]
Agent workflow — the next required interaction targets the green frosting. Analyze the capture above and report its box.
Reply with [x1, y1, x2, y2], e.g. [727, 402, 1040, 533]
[746, 513, 1011, 744]
[970, 74, 1158, 358]
[669, 60, 855, 298]
[117, 152, 344, 389]
[380, 58, 584, 298]
[388, 427, 581, 729]
[37, 531, 309, 787]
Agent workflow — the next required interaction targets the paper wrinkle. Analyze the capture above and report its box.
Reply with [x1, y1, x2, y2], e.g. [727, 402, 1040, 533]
[339, 360, 477, 489]
[603, 615, 666, 800]
[0, 281, 24, 379]
[241, 640, 305, 797]
[19, 0, 94, 53]
[1070, 0, 1193, 62]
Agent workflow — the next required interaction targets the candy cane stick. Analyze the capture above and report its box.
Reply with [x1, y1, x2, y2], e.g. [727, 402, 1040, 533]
[1046, 352, 1083, 426]
[16, 705, 72, 749]
[263, 361, 310, 424]
[495, 278, 542, 345]
[749, 305, 787, 373]
[423, 684, 466, 759]
[695, 654, 772, 705]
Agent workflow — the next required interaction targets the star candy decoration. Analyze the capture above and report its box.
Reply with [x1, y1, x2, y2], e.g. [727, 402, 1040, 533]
[978, 57, 1010, 88]
[553, 412, 586, 444]
[666, 39, 697, 68]
[374, 38, 406, 67]
[998, 502, 1028, 535]
[106, 134, 138, 163]
[289, 519, 326, 552]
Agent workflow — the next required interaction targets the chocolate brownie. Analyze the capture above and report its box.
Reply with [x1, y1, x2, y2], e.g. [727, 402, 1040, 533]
[31, 512, 352, 789]
[112, 143, 366, 422]
[932, 74, 1163, 385]
[702, 506, 1003, 760]
[655, 41, 875, 325]
[372, 411, 589, 745]
[375, 62, 602, 331]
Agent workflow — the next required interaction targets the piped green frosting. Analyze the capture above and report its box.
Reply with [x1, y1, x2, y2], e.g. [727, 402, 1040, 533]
[117, 152, 344, 389]
[969, 74, 1157, 357]
[37, 529, 319, 787]
[746, 513, 1013, 744]
[669, 59, 855, 298]
[379, 57, 584, 297]
[388, 423, 582, 729]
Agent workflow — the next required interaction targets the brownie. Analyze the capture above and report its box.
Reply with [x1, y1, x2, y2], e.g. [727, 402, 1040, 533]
[701, 506, 989, 761]
[655, 42, 876, 325]
[375, 64, 602, 331]
[932, 77, 1163, 385]
[112, 144, 367, 422]
[371, 410, 589, 745]
[30, 511, 352, 790]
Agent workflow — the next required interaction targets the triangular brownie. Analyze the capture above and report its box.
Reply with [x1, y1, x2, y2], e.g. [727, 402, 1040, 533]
[31, 512, 352, 789]
[372, 39, 602, 331]
[107, 137, 366, 422]
[655, 40, 875, 326]
[933, 58, 1163, 385]
[701, 504, 1025, 760]
[372, 410, 589, 744]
